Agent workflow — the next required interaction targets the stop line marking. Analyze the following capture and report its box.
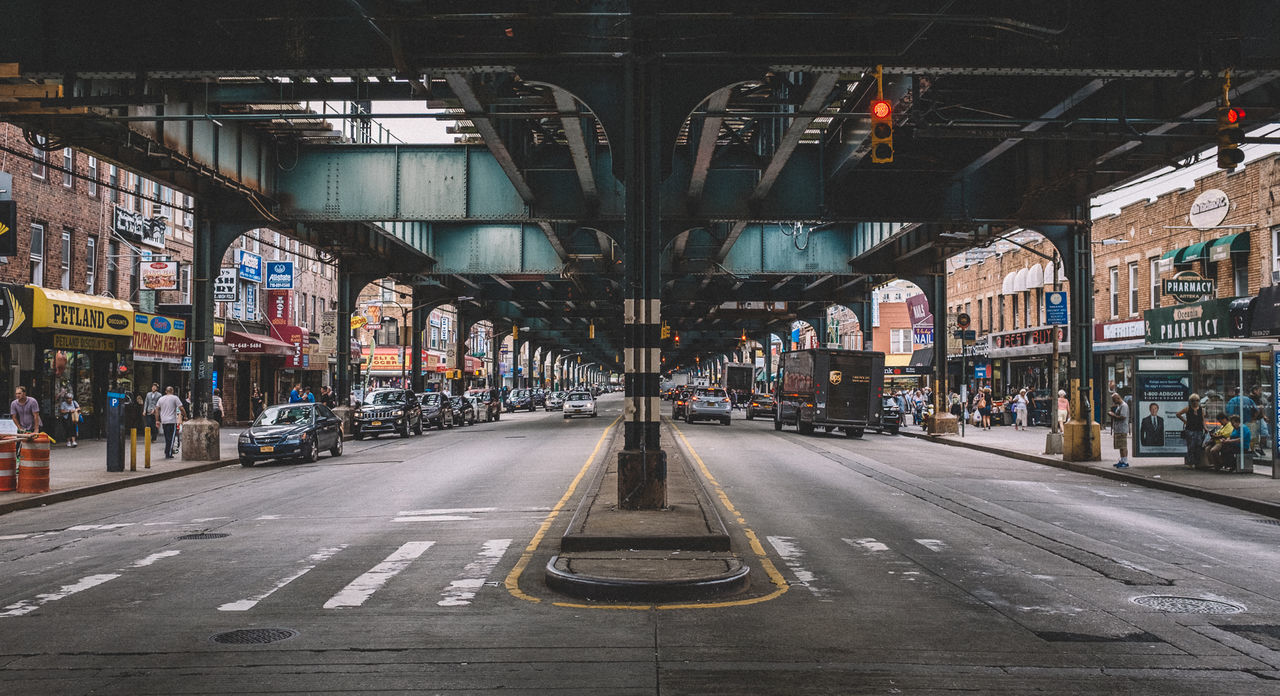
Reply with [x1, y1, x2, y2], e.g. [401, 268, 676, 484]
[323, 541, 435, 609]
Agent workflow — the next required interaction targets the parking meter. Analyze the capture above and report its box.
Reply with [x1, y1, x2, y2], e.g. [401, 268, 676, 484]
[105, 391, 127, 472]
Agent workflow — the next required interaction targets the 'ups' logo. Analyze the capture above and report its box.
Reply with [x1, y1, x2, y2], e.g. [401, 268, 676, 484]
[829, 370, 842, 385]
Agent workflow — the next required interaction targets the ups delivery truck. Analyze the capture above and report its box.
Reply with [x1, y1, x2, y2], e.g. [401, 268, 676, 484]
[774, 349, 886, 438]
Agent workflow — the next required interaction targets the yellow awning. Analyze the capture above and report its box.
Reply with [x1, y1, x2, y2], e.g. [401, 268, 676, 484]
[884, 353, 913, 367]
[28, 286, 134, 336]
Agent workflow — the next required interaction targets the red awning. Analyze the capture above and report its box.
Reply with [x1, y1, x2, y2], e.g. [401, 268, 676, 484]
[224, 330, 295, 356]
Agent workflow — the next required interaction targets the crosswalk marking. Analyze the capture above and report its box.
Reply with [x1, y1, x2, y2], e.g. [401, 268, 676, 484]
[915, 539, 947, 552]
[439, 539, 512, 607]
[219, 545, 348, 612]
[394, 515, 476, 522]
[0, 550, 181, 618]
[323, 541, 435, 609]
[767, 536, 827, 598]
[398, 508, 498, 516]
[67, 524, 135, 531]
[843, 538, 889, 552]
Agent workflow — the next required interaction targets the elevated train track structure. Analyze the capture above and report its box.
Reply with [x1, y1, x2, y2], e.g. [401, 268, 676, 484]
[2, 1, 1279, 502]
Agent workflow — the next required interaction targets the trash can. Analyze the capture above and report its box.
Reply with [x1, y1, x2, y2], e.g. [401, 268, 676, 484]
[105, 391, 128, 472]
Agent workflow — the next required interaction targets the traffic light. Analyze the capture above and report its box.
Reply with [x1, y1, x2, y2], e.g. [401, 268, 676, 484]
[673, 332, 680, 346]
[1216, 106, 1245, 170]
[511, 326, 518, 340]
[869, 99, 893, 164]
[661, 323, 670, 339]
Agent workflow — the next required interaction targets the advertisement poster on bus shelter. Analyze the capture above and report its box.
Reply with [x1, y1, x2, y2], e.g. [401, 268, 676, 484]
[1133, 371, 1192, 457]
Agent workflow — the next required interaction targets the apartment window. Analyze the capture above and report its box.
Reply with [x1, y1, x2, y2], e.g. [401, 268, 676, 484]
[1011, 294, 1019, 329]
[431, 327, 440, 349]
[997, 295, 1005, 331]
[963, 302, 971, 326]
[62, 148, 74, 188]
[106, 240, 119, 296]
[161, 186, 173, 220]
[133, 174, 143, 213]
[312, 296, 320, 333]
[60, 229, 72, 289]
[380, 284, 393, 303]
[1149, 257, 1161, 309]
[85, 236, 98, 295]
[31, 136, 47, 179]
[273, 232, 281, 260]
[889, 328, 912, 354]
[29, 224, 45, 284]
[1023, 290, 1032, 327]
[1234, 261, 1248, 297]
[1109, 266, 1120, 318]
[300, 293, 309, 328]
[1127, 262, 1139, 316]
[183, 194, 194, 229]
[109, 165, 119, 203]
[86, 156, 99, 197]
[150, 180, 161, 217]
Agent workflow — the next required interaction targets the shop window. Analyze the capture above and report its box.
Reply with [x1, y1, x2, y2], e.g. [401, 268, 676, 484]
[1149, 257, 1161, 308]
[62, 148, 74, 188]
[1109, 266, 1119, 318]
[87, 156, 98, 197]
[30, 223, 45, 284]
[889, 329, 912, 354]
[1127, 262, 1139, 316]
[60, 229, 72, 290]
[30, 136, 47, 179]
[86, 236, 97, 295]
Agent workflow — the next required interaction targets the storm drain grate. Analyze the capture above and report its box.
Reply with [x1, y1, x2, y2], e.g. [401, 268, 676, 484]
[1132, 595, 1245, 614]
[211, 628, 298, 645]
[1256, 519, 1280, 526]
[178, 533, 229, 540]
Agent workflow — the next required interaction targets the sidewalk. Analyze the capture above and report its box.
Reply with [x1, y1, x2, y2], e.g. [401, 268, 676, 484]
[902, 421, 1280, 517]
[0, 426, 246, 515]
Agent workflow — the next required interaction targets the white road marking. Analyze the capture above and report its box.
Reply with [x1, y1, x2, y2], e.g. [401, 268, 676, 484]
[766, 536, 826, 598]
[398, 508, 497, 516]
[843, 538, 889, 553]
[220, 545, 348, 612]
[191, 517, 230, 522]
[67, 524, 135, 531]
[438, 539, 512, 607]
[394, 515, 475, 523]
[915, 539, 947, 552]
[0, 550, 181, 618]
[323, 541, 435, 609]
[0, 534, 32, 540]
[255, 515, 283, 520]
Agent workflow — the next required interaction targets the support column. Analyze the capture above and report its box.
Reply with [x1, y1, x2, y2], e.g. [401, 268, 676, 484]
[860, 304, 873, 351]
[184, 218, 244, 461]
[409, 289, 425, 393]
[762, 334, 774, 390]
[1059, 223, 1101, 461]
[490, 330, 502, 389]
[453, 309, 469, 395]
[926, 275, 958, 434]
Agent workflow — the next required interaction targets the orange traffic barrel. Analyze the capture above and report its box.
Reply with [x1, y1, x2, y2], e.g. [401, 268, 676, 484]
[17, 433, 51, 494]
[0, 438, 16, 492]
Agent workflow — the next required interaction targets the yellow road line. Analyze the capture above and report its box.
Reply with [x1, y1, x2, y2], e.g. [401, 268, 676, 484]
[507, 413, 790, 610]
[505, 416, 619, 603]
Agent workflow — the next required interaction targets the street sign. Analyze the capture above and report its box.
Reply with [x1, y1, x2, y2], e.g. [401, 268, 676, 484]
[952, 329, 976, 342]
[1045, 291, 1068, 325]
[956, 312, 971, 329]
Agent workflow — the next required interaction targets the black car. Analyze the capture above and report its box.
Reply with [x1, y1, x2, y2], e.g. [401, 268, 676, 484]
[238, 403, 343, 466]
[450, 395, 476, 426]
[466, 388, 501, 422]
[353, 388, 423, 439]
[876, 396, 902, 435]
[531, 389, 547, 408]
[672, 389, 693, 419]
[506, 388, 536, 412]
[744, 393, 775, 420]
[419, 392, 455, 429]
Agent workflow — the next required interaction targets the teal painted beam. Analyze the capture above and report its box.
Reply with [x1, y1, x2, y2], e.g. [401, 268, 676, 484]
[428, 224, 565, 275]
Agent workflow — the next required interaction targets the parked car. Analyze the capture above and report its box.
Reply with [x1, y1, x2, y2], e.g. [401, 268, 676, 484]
[545, 391, 567, 411]
[531, 389, 547, 409]
[876, 396, 902, 435]
[239, 403, 343, 466]
[686, 386, 732, 425]
[419, 392, 455, 429]
[563, 391, 597, 419]
[745, 393, 775, 420]
[450, 395, 477, 426]
[506, 388, 536, 412]
[353, 388, 422, 439]
[672, 389, 692, 419]
[466, 388, 501, 422]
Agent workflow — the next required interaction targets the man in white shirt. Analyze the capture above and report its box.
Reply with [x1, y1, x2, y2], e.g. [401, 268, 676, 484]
[155, 386, 184, 459]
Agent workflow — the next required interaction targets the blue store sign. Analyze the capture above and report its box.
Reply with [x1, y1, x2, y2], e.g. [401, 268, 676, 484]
[237, 250, 263, 283]
[265, 261, 294, 289]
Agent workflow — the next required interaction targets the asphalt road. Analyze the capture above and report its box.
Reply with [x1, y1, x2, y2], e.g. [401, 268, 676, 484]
[2, 393, 1279, 694]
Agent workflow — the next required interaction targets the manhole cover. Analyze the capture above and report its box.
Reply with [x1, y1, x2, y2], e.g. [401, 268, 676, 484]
[211, 628, 298, 644]
[1132, 595, 1245, 614]
[178, 533, 229, 540]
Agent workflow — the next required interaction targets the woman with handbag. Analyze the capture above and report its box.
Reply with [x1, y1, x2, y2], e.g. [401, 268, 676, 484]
[57, 393, 81, 447]
[1176, 393, 1209, 468]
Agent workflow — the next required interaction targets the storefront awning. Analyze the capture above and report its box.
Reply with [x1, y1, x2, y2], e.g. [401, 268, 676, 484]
[224, 330, 294, 355]
[1001, 272, 1017, 294]
[28, 286, 134, 336]
[1208, 232, 1249, 262]
[885, 353, 913, 367]
[1025, 263, 1044, 288]
[1174, 241, 1209, 265]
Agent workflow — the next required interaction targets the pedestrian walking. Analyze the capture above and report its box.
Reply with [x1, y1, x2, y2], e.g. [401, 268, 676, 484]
[9, 386, 41, 435]
[1108, 392, 1130, 468]
[1013, 389, 1029, 430]
[1056, 389, 1069, 427]
[1176, 393, 1208, 468]
[143, 382, 162, 435]
[57, 393, 81, 447]
[156, 387, 184, 459]
[211, 388, 224, 425]
[250, 384, 265, 419]
[979, 388, 993, 430]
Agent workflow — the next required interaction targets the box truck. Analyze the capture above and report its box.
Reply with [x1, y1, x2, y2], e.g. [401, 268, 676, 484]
[774, 349, 885, 438]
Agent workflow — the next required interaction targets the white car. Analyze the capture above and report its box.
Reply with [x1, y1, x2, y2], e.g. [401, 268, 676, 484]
[563, 391, 597, 419]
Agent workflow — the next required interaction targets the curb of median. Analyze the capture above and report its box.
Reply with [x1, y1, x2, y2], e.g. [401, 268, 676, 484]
[900, 429, 1280, 521]
[0, 458, 239, 517]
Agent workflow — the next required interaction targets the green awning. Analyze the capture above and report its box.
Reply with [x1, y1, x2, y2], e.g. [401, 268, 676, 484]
[1175, 241, 1209, 264]
[1209, 232, 1250, 262]
[1159, 248, 1180, 260]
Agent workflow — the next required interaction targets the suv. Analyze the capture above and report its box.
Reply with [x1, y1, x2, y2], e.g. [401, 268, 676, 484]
[354, 388, 422, 439]
[466, 388, 501, 422]
[686, 387, 732, 425]
[450, 395, 476, 426]
[419, 392, 454, 429]
[745, 392, 775, 420]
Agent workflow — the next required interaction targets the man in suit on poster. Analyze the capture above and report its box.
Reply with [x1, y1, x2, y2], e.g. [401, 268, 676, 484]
[1140, 402, 1165, 448]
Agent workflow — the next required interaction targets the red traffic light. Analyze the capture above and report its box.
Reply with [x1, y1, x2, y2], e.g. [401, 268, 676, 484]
[1226, 107, 1245, 123]
[871, 100, 892, 120]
